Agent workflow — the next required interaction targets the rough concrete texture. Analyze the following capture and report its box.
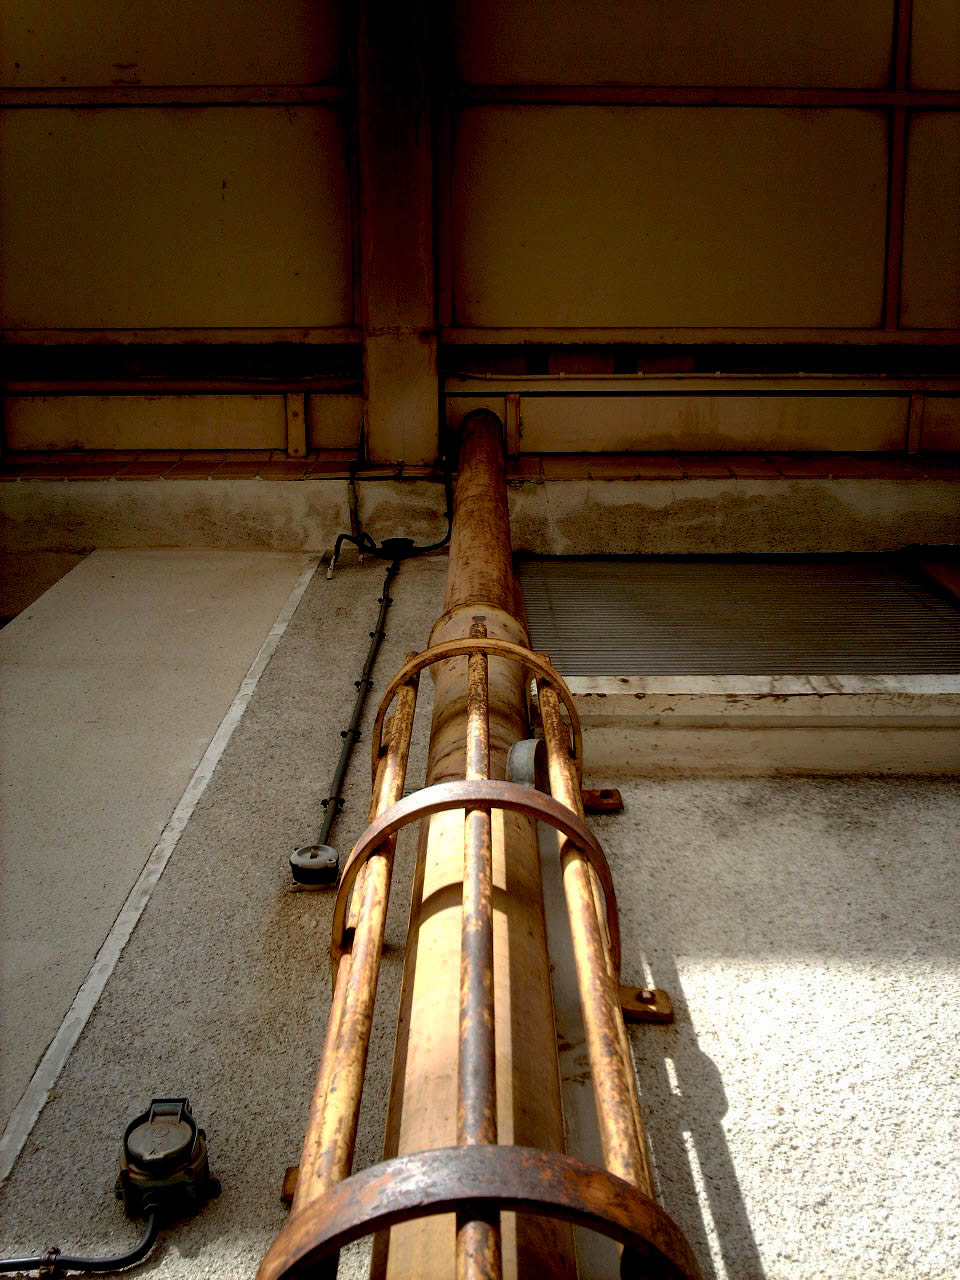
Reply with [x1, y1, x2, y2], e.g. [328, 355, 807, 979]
[0, 550, 314, 1126]
[0, 552, 85, 620]
[1, 555, 959, 1279]
[0, 479, 449, 555]
[606, 778, 960, 1280]
[0, 553, 444, 1280]
[3, 475, 959, 556]
[507, 478, 960, 554]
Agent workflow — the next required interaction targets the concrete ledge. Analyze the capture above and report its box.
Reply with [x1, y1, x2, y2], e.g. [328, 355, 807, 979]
[2, 474, 958, 555]
[0, 478, 448, 553]
[508, 477, 960, 554]
[567, 675, 960, 776]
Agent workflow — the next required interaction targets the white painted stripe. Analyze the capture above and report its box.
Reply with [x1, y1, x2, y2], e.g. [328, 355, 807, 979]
[0, 556, 320, 1184]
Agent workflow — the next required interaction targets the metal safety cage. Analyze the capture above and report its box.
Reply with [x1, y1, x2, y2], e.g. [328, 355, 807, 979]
[258, 411, 702, 1280]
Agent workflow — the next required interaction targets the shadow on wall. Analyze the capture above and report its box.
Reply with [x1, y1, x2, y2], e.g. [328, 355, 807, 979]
[614, 777, 960, 1280]
[633, 955, 766, 1280]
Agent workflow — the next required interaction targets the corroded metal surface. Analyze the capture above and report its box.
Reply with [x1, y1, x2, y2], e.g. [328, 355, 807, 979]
[456, 617, 502, 1279]
[259, 1146, 702, 1280]
[329, 779, 622, 981]
[374, 410, 575, 1279]
[260, 409, 701, 1280]
[583, 786, 625, 814]
[370, 636, 584, 785]
[539, 680, 655, 1197]
[620, 986, 676, 1025]
[291, 672, 419, 1216]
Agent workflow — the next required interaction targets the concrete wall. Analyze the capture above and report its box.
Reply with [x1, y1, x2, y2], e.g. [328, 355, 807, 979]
[2, 475, 957, 556]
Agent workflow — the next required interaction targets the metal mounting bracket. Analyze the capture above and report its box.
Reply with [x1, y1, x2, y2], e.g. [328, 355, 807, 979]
[620, 985, 675, 1024]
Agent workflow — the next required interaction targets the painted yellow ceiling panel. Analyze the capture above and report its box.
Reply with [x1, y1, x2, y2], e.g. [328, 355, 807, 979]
[920, 398, 960, 450]
[453, 107, 888, 328]
[910, 0, 960, 89]
[455, 0, 895, 89]
[901, 114, 960, 328]
[517, 395, 909, 453]
[3, 395, 287, 452]
[0, 106, 353, 329]
[0, 0, 342, 88]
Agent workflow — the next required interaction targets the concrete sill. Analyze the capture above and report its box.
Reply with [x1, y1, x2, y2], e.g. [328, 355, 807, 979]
[561, 675, 960, 777]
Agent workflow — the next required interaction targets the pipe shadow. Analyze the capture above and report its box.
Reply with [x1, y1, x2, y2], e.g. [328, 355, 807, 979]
[630, 953, 767, 1280]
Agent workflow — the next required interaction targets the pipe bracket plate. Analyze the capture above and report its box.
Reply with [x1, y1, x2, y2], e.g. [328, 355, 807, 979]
[620, 986, 675, 1025]
[583, 787, 624, 814]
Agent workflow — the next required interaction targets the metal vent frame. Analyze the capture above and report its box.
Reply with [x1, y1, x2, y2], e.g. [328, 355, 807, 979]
[518, 554, 960, 676]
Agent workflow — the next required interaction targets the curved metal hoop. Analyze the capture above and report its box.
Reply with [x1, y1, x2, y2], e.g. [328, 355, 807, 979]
[259, 1144, 703, 1280]
[370, 637, 583, 785]
[331, 779, 620, 980]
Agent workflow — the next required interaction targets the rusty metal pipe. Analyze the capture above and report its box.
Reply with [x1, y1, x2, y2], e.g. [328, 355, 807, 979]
[374, 411, 575, 1279]
[542, 705, 645, 1164]
[456, 620, 502, 1280]
[260, 408, 703, 1280]
[539, 681, 654, 1197]
[292, 675, 419, 1215]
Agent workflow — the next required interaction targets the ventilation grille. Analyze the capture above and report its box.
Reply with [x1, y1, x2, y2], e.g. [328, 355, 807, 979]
[518, 557, 960, 675]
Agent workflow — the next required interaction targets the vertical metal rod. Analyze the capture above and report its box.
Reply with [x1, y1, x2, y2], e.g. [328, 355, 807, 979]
[259, 408, 701, 1280]
[538, 680, 654, 1197]
[293, 674, 419, 1214]
[456, 619, 502, 1280]
[375, 410, 575, 1280]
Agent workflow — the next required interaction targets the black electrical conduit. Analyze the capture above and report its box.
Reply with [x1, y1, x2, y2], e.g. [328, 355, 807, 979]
[0, 1213, 158, 1274]
[326, 460, 454, 578]
[291, 458, 454, 885]
[290, 558, 400, 884]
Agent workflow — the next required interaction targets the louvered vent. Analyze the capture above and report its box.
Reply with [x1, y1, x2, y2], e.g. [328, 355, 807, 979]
[518, 557, 960, 675]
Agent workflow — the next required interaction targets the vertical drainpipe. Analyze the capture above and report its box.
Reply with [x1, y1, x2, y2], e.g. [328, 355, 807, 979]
[372, 409, 578, 1279]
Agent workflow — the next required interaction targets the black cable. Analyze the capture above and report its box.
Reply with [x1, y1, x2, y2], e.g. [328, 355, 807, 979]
[399, 461, 454, 557]
[316, 558, 399, 846]
[0, 1211, 158, 1275]
[290, 557, 402, 883]
[293, 454, 454, 882]
[327, 457, 454, 576]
